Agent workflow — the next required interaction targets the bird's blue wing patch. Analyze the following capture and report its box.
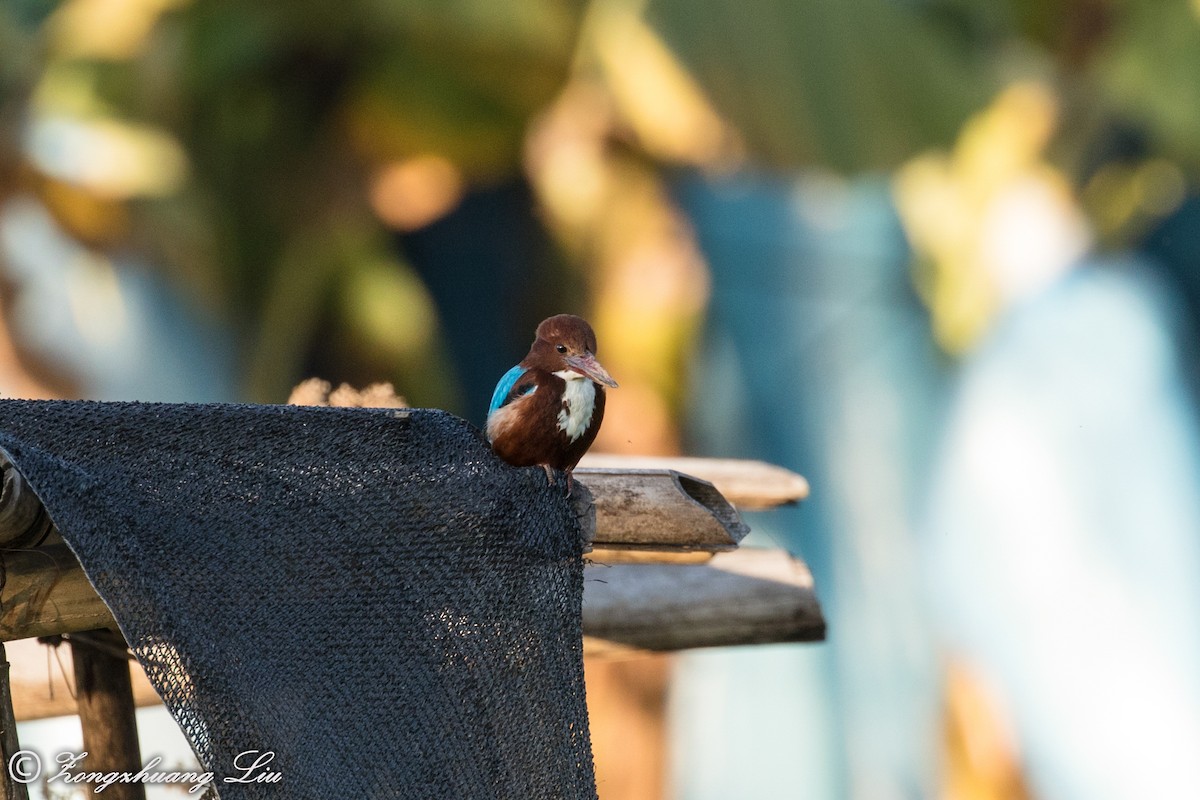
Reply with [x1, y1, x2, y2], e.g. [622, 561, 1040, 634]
[488, 365, 529, 416]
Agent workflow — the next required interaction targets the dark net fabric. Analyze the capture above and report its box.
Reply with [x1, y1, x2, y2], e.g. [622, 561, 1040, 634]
[0, 400, 596, 799]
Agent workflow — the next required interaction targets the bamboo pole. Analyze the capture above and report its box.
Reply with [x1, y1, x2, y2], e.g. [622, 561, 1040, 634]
[577, 455, 809, 509]
[0, 544, 117, 641]
[582, 548, 825, 656]
[572, 469, 748, 552]
[0, 544, 826, 655]
[0, 466, 761, 645]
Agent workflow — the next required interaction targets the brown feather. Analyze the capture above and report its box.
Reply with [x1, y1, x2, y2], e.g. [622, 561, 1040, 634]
[488, 369, 607, 472]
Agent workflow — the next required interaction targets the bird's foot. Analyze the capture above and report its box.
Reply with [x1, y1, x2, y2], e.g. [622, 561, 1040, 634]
[539, 464, 574, 496]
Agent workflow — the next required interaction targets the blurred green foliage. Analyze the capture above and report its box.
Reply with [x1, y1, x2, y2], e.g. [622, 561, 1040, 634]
[1097, 0, 1200, 167]
[2, 0, 1200, 402]
[122, 2, 578, 303]
[644, 0, 993, 172]
[45, 0, 582, 402]
[645, 0, 1200, 177]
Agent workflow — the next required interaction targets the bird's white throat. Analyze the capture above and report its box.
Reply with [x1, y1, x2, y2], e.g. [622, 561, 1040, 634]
[553, 370, 596, 442]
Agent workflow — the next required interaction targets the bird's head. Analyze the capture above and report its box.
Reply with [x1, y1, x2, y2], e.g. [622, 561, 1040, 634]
[529, 314, 618, 388]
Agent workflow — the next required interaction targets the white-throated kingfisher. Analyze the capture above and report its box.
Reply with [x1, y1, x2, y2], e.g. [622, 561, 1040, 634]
[487, 314, 618, 489]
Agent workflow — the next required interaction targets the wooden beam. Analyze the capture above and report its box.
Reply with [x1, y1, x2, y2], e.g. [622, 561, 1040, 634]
[578, 455, 809, 510]
[581, 548, 825, 656]
[71, 630, 146, 800]
[0, 644, 30, 800]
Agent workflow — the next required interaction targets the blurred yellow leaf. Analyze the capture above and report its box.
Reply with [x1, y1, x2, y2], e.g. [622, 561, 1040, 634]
[50, 0, 191, 60]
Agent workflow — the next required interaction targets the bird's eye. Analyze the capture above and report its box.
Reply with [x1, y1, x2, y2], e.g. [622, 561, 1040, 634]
[556, 344, 568, 354]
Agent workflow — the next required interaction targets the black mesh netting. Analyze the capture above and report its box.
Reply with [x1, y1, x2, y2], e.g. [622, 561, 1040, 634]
[0, 399, 597, 799]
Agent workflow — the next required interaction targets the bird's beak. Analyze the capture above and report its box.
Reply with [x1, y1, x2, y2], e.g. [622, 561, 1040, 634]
[566, 353, 618, 388]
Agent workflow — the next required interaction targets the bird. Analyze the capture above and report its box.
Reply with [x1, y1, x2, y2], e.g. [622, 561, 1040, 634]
[486, 314, 618, 490]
